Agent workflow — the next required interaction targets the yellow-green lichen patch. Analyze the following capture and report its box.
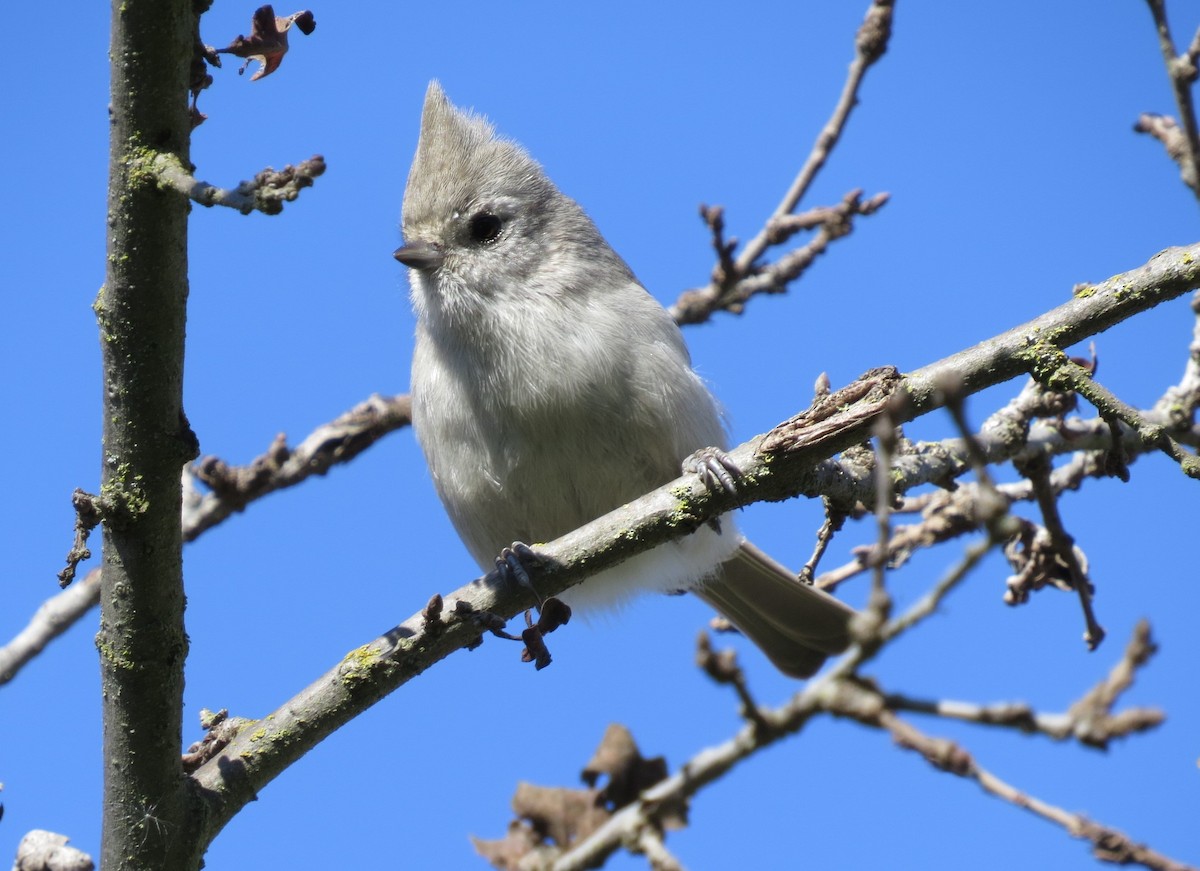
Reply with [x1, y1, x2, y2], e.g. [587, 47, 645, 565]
[101, 462, 150, 522]
[340, 644, 382, 688]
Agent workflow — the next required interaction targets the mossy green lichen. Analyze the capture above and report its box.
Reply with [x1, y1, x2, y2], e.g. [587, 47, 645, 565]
[340, 645, 381, 688]
[101, 462, 150, 523]
[95, 637, 136, 670]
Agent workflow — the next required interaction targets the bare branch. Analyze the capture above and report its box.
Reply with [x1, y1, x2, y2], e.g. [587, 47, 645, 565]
[1066, 619, 1164, 748]
[672, 189, 889, 324]
[695, 634, 772, 737]
[148, 151, 326, 215]
[13, 830, 94, 871]
[0, 569, 101, 686]
[1016, 450, 1105, 649]
[184, 393, 411, 539]
[630, 826, 685, 871]
[871, 706, 1192, 871]
[57, 490, 104, 588]
[1140, 0, 1200, 199]
[183, 240, 1200, 844]
[2, 395, 412, 688]
[796, 498, 846, 584]
[738, 2, 894, 268]
[883, 621, 1164, 747]
[548, 622, 1180, 871]
[670, 0, 895, 324]
[878, 535, 998, 643]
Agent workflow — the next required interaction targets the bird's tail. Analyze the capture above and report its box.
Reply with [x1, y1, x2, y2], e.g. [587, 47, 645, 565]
[695, 540, 856, 678]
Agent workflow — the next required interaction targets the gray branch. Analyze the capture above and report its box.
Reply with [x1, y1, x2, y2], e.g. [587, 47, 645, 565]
[184, 241, 1200, 853]
[149, 151, 326, 215]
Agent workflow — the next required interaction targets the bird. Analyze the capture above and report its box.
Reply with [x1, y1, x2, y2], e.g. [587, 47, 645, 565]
[394, 82, 855, 677]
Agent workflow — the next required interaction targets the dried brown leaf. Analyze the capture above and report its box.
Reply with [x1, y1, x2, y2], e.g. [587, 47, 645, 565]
[215, 5, 316, 81]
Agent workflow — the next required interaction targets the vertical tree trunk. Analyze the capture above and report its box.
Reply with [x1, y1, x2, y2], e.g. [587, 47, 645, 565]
[99, 1, 201, 867]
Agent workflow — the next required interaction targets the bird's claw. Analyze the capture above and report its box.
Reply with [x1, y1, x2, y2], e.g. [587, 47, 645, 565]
[684, 446, 742, 496]
[496, 541, 544, 601]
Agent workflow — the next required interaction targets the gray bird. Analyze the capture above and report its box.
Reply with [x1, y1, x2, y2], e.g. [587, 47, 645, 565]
[394, 82, 855, 677]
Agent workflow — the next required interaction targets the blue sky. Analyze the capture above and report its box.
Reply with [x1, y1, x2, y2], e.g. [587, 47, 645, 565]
[3, 2, 1198, 869]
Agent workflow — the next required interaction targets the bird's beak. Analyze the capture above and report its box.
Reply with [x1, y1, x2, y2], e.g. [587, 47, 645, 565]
[393, 240, 445, 270]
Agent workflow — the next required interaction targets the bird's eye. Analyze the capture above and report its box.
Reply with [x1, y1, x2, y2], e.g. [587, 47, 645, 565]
[468, 212, 503, 245]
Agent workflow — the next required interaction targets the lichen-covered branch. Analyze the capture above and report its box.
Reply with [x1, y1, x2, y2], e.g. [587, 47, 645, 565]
[1024, 343, 1200, 479]
[13, 244, 1200, 694]
[100, 0, 201, 868]
[183, 241, 1200, 851]
[3, 394, 412, 687]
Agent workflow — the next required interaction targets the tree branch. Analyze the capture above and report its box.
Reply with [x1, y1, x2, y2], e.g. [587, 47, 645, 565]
[670, 0, 894, 324]
[12, 246, 1199, 694]
[100, 0, 200, 868]
[543, 618, 1176, 871]
[148, 151, 326, 215]
[737, 1, 893, 270]
[871, 704, 1191, 871]
[1140, 0, 1200, 200]
[2, 395, 412, 687]
[183, 393, 411, 539]
[0, 569, 101, 686]
[185, 241, 1200, 853]
[542, 619, 1181, 871]
[883, 620, 1164, 747]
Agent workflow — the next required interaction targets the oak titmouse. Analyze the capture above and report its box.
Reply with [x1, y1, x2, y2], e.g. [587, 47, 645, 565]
[394, 82, 854, 676]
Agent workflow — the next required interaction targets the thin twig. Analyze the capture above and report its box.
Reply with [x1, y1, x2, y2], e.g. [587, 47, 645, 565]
[184, 393, 412, 539]
[883, 621, 1163, 747]
[1141, 0, 1200, 198]
[1044, 349, 1200, 479]
[551, 623, 1183, 871]
[737, 1, 894, 270]
[878, 535, 997, 643]
[0, 569, 102, 685]
[695, 634, 773, 738]
[632, 825, 686, 871]
[797, 500, 846, 584]
[866, 411, 898, 629]
[669, 0, 895, 324]
[149, 151, 326, 215]
[873, 707, 1193, 871]
[1016, 451, 1105, 650]
[3, 395, 412, 687]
